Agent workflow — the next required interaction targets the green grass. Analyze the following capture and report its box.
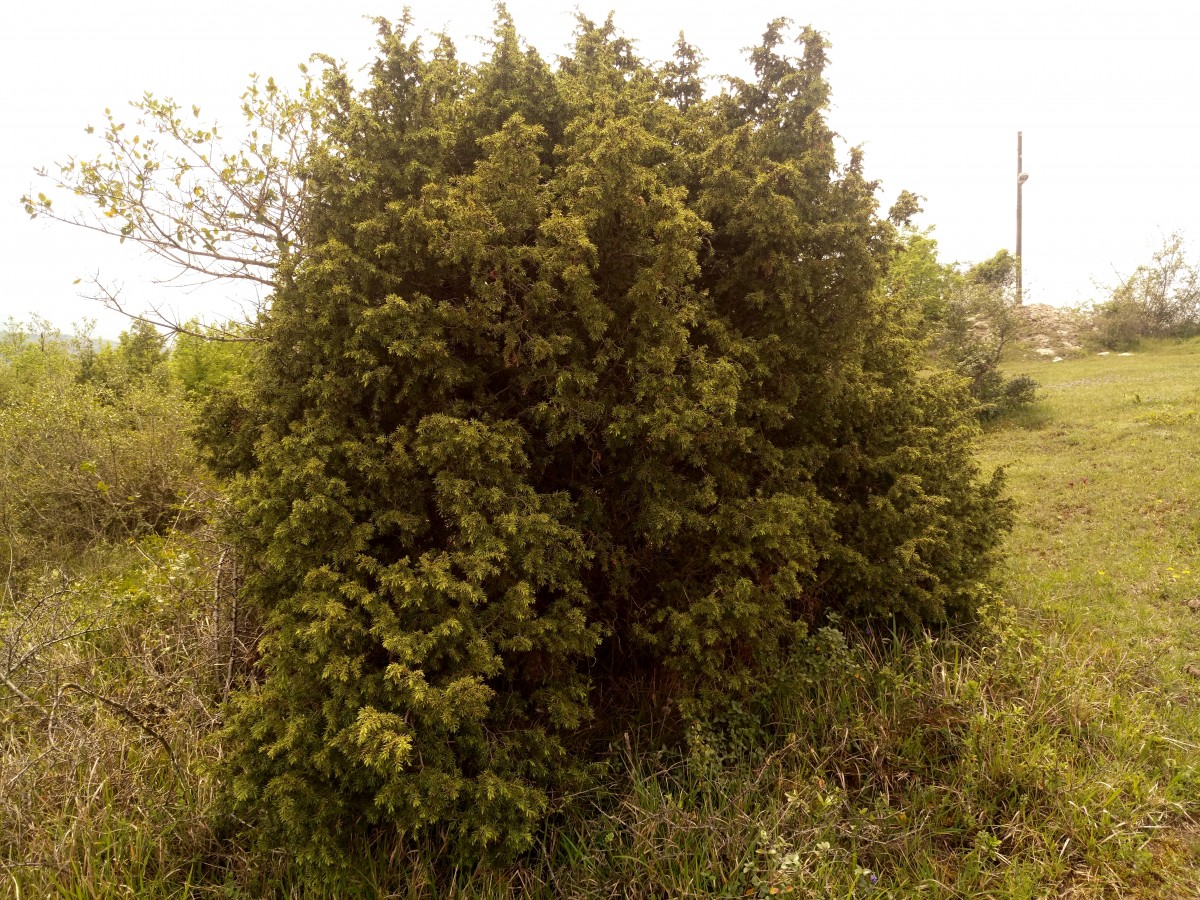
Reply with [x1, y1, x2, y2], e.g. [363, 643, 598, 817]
[984, 341, 1200, 733]
[7, 340, 1200, 898]
[993, 343, 1200, 595]
[980, 339, 1200, 891]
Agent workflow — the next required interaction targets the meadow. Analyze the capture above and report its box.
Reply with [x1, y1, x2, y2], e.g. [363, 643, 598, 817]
[3, 338, 1200, 898]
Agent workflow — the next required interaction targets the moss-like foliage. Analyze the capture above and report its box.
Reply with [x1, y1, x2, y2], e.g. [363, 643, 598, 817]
[214, 10, 1009, 864]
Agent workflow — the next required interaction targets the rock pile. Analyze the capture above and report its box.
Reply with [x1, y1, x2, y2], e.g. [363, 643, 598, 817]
[1019, 304, 1092, 358]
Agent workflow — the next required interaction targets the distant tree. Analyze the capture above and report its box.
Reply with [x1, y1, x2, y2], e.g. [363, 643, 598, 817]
[948, 251, 1023, 358]
[0, 322, 196, 577]
[80, 320, 170, 393]
[886, 240, 1036, 419]
[169, 321, 251, 398]
[887, 189, 924, 228]
[206, 11, 1011, 866]
[886, 226, 953, 325]
[942, 251, 1037, 418]
[1094, 230, 1200, 348]
[115, 319, 167, 375]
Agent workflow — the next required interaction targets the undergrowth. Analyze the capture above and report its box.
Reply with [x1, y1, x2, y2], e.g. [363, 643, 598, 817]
[6, 342, 1200, 897]
[10, 600, 1197, 898]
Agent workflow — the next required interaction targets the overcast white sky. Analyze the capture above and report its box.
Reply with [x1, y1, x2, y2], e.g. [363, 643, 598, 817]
[3, 0, 1199, 335]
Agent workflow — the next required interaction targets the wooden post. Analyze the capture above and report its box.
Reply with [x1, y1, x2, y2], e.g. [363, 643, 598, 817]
[1016, 131, 1024, 303]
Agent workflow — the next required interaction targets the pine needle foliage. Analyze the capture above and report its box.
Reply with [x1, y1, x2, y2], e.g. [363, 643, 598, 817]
[214, 9, 1010, 865]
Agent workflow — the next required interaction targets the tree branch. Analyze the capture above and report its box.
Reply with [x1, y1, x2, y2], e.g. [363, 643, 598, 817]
[84, 277, 263, 343]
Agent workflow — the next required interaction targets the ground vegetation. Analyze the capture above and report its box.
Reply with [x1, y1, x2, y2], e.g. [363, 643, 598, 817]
[8, 9, 1198, 898]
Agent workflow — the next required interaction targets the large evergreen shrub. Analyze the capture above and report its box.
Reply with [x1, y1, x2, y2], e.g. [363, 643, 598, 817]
[215, 12, 1010, 863]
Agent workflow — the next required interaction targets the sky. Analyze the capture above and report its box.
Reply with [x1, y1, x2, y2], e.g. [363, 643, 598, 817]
[2, 0, 1199, 335]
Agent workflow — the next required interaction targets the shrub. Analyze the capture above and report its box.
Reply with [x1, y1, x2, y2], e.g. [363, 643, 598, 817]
[213, 13, 1011, 864]
[1093, 230, 1200, 348]
[0, 321, 238, 889]
[907, 248, 1041, 422]
[169, 323, 253, 399]
[0, 321, 199, 578]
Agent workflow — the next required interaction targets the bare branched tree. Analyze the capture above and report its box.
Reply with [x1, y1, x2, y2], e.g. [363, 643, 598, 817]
[21, 69, 321, 338]
[82, 277, 260, 343]
[1110, 230, 1200, 336]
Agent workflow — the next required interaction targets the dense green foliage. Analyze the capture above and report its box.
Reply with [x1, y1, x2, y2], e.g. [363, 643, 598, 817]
[11, 14, 1200, 893]
[0, 320, 191, 577]
[7, 323, 1200, 896]
[887, 235, 1037, 419]
[209, 12, 1011, 863]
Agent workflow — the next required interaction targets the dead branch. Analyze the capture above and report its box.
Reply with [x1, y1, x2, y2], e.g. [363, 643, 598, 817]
[58, 682, 183, 783]
[83, 277, 263, 343]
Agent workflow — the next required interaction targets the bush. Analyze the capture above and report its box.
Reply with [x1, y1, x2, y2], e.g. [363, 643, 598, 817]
[0, 321, 199, 578]
[213, 13, 1011, 864]
[1093, 230, 1200, 348]
[912, 248, 1038, 417]
[169, 322, 253, 399]
[955, 355, 1039, 420]
[0, 321, 241, 888]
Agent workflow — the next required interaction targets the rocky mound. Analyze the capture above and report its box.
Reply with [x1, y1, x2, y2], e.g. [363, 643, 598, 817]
[1019, 303, 1093, 359]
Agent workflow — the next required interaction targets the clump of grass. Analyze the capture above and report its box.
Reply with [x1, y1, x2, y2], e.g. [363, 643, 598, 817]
[1, 525, 251, 899]
[517, 601, 1197, 898]
[43, 596, 1185, 900]
[1134, 406, 1196, 428]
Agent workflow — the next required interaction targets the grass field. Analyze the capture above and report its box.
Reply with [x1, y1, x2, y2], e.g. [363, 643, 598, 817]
[986, 341, 1200, 667]
[976, 339, 1200, 896]
[6, 340, 1200, 898]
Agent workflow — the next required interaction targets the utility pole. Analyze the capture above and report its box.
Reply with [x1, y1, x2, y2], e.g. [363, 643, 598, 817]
[1016, 131, 1029, 303]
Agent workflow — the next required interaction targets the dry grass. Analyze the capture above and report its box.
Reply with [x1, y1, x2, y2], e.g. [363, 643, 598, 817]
[6, 339, 1200, 898]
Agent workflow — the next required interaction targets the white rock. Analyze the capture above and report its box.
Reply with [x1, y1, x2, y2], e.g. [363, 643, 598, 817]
[1052, 356, 1064, 362]
[1119, 352, 1134, 356]
[1097, 351, 1110, 356]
